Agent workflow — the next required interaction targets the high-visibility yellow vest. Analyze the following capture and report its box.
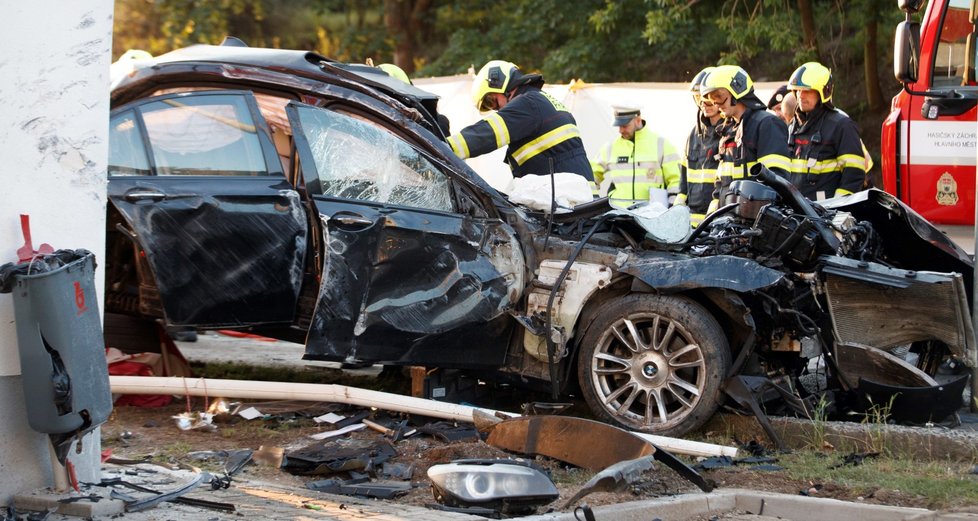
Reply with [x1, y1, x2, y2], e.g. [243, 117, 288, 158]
[590, 124, 681, 208]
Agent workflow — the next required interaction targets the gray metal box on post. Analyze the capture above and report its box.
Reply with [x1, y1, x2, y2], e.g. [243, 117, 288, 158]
[4, 251, 112, 460]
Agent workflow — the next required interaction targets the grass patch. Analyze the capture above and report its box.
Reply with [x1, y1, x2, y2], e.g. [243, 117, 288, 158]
[781, 451, 978, 509]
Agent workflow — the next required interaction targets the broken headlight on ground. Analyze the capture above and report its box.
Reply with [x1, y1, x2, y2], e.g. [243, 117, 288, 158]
[427, 459, 558, 515]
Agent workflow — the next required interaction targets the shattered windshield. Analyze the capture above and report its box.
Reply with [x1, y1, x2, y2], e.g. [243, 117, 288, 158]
[292, 104, 453, 212]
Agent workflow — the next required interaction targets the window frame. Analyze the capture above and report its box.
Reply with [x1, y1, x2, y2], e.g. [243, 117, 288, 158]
[108, 90, 284, 178]
[288, 101, 462, 215]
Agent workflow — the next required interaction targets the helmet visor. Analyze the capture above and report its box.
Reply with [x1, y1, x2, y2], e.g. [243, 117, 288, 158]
[478, 94, 496, 112]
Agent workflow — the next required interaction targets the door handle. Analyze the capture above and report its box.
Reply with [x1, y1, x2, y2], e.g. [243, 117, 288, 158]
[331, 213, 373, 227]
[124, 190, 166, 202]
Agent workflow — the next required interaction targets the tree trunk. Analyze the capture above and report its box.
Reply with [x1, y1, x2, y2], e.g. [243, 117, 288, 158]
[385, 0, 413, 73]
[864, 15, 884, 111]
[797, 0, 820, 61]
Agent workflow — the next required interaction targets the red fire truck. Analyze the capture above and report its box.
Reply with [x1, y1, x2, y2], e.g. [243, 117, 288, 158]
[885, 0, 976, 227]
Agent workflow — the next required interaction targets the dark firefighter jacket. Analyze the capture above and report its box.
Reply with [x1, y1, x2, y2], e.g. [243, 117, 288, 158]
[447, 85, 593, 180]
[787, 104, 867, 200]
[712, 96, 791, 206]
[678, 113, 721, 225]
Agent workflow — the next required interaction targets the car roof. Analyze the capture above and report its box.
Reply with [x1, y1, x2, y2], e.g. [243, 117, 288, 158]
[150, 41, 440, 103]
[112, 38, 444, 133]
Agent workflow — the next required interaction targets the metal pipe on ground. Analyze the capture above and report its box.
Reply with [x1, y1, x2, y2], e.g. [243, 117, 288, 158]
[108, 375, 736, 458]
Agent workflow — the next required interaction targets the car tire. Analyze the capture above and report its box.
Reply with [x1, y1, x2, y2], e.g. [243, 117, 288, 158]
[576, 294, 730, 437]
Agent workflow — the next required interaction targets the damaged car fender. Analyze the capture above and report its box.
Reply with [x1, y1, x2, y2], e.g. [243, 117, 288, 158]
[620, 254, 785, 293]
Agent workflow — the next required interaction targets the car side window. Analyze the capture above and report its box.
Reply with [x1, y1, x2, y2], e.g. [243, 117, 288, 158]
[292, 105, 453, 212]
[108, 110, 151, 176]
[137, 94, 270, 176]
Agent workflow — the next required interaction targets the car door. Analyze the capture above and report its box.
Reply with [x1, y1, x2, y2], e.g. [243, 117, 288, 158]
[107, 90, 307, 327]
[286, 101, 525, 367]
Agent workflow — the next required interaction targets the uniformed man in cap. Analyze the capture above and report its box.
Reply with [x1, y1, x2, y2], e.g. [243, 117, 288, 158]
[590, 106, 682, 208]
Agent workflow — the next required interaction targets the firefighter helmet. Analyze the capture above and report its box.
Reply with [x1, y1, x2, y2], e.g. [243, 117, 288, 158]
[378, 63, 411, 85]
[788, 62, 833, 103]
[472, 60, 520, 112]
[689, 66, 716, 92]
[700, 65, 754, 100]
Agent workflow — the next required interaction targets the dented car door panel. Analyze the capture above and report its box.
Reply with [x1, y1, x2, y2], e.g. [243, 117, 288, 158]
[287, 101, 523, 365]
[107, 91, 307, 326]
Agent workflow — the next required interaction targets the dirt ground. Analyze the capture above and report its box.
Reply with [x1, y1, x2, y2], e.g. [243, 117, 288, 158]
[99, 399, 951, 516]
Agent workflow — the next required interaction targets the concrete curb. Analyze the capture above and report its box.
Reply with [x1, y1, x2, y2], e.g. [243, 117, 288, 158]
[523, 489, 978, 521]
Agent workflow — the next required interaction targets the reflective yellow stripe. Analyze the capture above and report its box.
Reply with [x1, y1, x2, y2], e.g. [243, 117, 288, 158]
[608, 173, 664, 186]
[485, 113, 510, 149]
[788, 158, 838, 174]
[717, 161, 749, 179]
[448, 134, 470, 159]
[673, 193, 688, 205]
[835, 188, 853, 197]
[604, 161, 660, 172]
[662, 152, 682, 164]
[757, 154, 791, 172]
[690, 212, 706, 227]
[838, 153, 868, 171]
[685, 168, 716, 184]
[511, 124, 580, 165]
[789, 156, 867, 175]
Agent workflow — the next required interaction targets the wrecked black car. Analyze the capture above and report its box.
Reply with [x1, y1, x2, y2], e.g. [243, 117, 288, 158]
[107, 40, 975, 437]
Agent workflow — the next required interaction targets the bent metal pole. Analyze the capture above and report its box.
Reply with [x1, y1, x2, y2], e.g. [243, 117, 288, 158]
[108, 375, 736, 458]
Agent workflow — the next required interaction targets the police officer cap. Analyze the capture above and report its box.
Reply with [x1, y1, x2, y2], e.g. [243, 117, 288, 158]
[612, 106, 641, 126]
[767, 85, 789, 110]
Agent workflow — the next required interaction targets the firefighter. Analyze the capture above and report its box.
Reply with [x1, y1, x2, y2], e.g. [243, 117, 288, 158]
[786, 62, 868, 200]
[699, 65, 791, 211]
[675, 67, 722, 226]
[447, 60, 593, 181]
[590, 107, 681, 208]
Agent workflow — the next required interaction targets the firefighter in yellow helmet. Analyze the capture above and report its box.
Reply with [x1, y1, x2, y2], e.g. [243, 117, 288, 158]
[700, 65, 790, 211]
[590, 106, 681, 208]
[447, 60, 593, 180]
[786, 61, 868, 200]
[675, 67, 722, 226]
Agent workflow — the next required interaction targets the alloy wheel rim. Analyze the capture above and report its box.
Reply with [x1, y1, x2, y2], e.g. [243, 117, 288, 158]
[590, 313, 707, 429]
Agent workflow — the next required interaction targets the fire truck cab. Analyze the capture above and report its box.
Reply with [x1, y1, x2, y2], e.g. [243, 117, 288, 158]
[885, 0, 977, 226]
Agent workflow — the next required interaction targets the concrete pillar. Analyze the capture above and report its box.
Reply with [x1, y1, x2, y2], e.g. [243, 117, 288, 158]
[0, 3, 112, 503]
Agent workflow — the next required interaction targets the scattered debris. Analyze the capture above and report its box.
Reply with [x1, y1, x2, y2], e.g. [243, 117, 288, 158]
[650, 444, 714, 492]
[252, 446, 285, 468]
[236, 406, 264, 420]
[417, 421, 480, 442]
[486, 416, 654, 471]
[306, 478, 413, 499]
[283, 438, 396, 475]
[115, 472, 204, 512]
[309, 423, 367, 440]
[561, 456, 656, 509]
[829, 452, 880, 469]
[172, 411, 215, 431]
[380, 462, 414, 481]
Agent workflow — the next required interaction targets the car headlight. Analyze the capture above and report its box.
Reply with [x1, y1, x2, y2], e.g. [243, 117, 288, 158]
[427, 459, 558, 514]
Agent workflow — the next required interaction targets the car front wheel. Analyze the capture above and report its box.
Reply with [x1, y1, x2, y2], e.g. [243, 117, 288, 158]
[577, 294, 730, 437]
